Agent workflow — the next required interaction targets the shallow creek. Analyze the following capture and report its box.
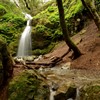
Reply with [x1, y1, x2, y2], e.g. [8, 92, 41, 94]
[38, 63, 100, 100]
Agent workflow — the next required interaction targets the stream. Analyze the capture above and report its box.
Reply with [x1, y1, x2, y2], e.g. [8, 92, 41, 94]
[37, 62, 100, 100]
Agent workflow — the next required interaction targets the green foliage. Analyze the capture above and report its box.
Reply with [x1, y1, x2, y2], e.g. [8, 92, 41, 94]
[32, 42, 55, 55]
[0, 2, 25, 55]
[0, 5, 6, 16]
[52, 29, 63, 41]
[1, 13, 15, 22]
[9, 70, 49, 100]
[10, 17, 26, 28]
[36, 24, 47, 33]
[0, 0, 85, 55]
[48, 14, 59, 29]
[0, 35, 6, 42]
[47, 6, 55, 12]
[31, 0, 85, 54]
[8, 41, 18, 56]
[0, 13, 25, 44]
[65, 0, 83, 20]
[33, 0, 84, 40]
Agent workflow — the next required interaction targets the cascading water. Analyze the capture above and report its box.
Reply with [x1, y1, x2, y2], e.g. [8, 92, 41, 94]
[17, 13, 32, 57]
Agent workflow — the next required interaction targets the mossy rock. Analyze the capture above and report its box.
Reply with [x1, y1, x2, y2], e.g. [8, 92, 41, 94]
[80, 83, 100, 100]
[8, 70, 49, 100]
[32, 42, 55, 55]
[31, 25, 52, 51]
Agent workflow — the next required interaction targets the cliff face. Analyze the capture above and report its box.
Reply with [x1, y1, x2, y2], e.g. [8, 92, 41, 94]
[0, 39, 13, 100]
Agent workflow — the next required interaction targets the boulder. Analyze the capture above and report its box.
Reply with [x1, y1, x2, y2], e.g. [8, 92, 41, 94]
[54, 86, 77, 100]
[8, 70, 49, 100]
[80, 83, 100, 100]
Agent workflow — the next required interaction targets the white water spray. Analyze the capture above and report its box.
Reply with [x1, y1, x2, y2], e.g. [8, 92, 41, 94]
[17, 13, 32, 57]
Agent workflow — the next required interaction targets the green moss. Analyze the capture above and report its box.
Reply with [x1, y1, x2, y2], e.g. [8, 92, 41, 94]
[0, 35, 6, 43]
[9, 70, 49, 100]
[8, 40, 18, 56]
[32, 0, 84, 41]
[0, 5, 6, 16]
[0, 2, 26, 55]
[32, 42, 55, 55]
[0, 16, 25, 44]
[35, 24, 47, 33]
[52, 29, 63, 41]
[31, 0, 85, 54]
[48, 13, 59, 27]
[0, 0, 85, 55]
[80, 84, 100, 100]
[0, 9, 25, 55]
[10, 17, 26, 28]
[65, 0, 83, 20]
[47, 6, 55, 12]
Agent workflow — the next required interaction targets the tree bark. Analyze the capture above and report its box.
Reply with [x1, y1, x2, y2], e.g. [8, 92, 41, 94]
[24, 0, 31, 10]
[81, 0, 100, 31]
[56, 0, 81, 59]
[0, 40, 13, 100]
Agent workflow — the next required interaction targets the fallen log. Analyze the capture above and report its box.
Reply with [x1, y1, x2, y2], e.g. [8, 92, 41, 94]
[26, 61, 53, 66]
[25, 48, 71, 68]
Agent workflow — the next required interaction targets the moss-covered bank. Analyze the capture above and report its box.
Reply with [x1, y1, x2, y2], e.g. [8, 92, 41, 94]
[31, 0, 87, 55]
[0, 1, 26, 56]
[8, 70, 49, 100]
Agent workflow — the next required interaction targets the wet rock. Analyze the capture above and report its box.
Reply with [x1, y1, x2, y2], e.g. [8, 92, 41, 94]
[49, 80, 77, 100]
[61, 62, 71, 70]
[13, 57, 26, 65]
[34, 55, 43, 62]
[54, 86, 77, 100]
[24, 55, 36, 61]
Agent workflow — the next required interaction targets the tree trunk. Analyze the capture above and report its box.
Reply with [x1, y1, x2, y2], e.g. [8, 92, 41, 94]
[81, 0, 100, 31]
[56, 0, 81, 59]
[24, 0, 31, 10]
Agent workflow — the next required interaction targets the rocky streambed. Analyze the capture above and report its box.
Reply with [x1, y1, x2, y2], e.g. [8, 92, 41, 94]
[9, 61, 100, 100]
[38, 62, 100, 100]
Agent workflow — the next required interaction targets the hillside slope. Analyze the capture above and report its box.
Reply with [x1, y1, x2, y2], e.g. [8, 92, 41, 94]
[37, 20, 100, 70]
[12, 20, 100, 100]
[71, 21, 100, 70]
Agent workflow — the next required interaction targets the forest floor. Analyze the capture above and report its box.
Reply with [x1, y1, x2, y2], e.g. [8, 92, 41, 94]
[63, 20, 100, 70]
[36, 20, 100, 70]
[14, 20, 100, 77]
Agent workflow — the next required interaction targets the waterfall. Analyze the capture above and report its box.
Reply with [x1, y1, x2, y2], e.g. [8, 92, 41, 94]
[75, 88, 80, 100]
[17, 13, 32, 57]
[49, 88, 56, 100]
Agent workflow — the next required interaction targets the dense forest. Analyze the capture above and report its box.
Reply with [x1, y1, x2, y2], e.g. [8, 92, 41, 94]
[0, 0, 100, 100]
